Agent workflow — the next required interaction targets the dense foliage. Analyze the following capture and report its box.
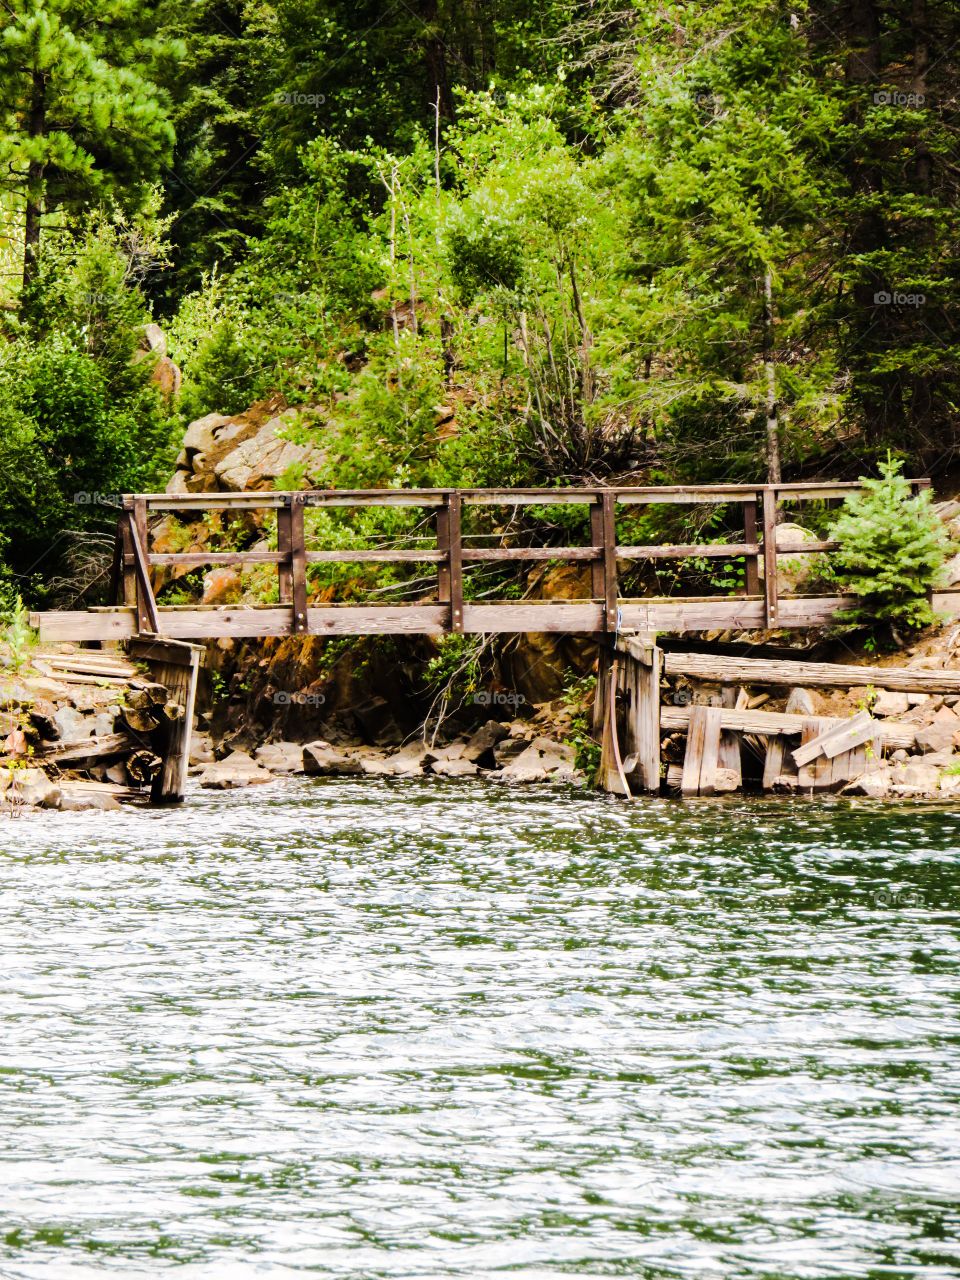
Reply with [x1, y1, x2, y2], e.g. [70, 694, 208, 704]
[0, 0, 957, 606]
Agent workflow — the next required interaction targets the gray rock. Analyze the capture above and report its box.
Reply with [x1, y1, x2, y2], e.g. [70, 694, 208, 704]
[183, 412, 232, 459]
[499, 737, 577, 784]
[430, 757, 480, 778]
[198, 750, 275, 789]
[53, 705, 94, 745]
[254, 741, 304, 773]
[302, 742, 362, 776]
[872, 690, 910, 717]
[462, 720, 509, 766]
[2, 767, 61, 808]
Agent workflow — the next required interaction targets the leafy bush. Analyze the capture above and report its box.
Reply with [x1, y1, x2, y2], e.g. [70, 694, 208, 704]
[828, 457, 953, 631]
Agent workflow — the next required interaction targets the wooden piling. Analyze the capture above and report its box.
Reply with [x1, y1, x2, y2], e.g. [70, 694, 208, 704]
[126, 635, 203, 804]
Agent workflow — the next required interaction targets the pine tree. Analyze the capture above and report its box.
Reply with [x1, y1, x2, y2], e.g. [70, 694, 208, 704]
[829, 457, 954, 631]
[0, 1, 176, 294]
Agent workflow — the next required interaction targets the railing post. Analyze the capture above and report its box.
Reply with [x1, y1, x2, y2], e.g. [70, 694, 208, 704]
[435, 500, 451, 606]
[120, 497, 137, 607]
[277, 496, 293, 604]
[125, 502, 160, 635]
[447, 492, 464, 634]
[762, 486, 779, 628]
[743, 495, 760, 596]
[590, 500, 605, 601]
[601, 491, 618, 632]
[290, 493, 308, 635]
[133, 496, 157, 633]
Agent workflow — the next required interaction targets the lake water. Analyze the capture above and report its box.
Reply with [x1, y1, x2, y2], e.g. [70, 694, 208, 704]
[1, 780, 958, 1278]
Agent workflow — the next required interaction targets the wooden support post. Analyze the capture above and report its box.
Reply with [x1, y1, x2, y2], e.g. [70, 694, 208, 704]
[277, 498, 293, 604]
[616, 634, 661, 793]
[120, 500, 137, 606]
[743, 497, 760, 596]
[447, 492, 464, 634]
[436, 503, 451, 605]
[718, 687, 742, 790]
[762, 487, 779, 628]
[290, 494, 308, 635]
[601, 491, 618, 632]
[590, 502, 605, 601]
[126, 509, 160, 635]
[128, 636, 203, 805]
[681, 704, 723, 796]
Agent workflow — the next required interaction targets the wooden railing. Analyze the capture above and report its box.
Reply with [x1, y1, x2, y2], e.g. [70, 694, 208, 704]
[33, 479, 936, 643]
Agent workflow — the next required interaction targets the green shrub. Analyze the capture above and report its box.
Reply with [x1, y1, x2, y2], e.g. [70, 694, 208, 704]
[828, 457, 953, 631]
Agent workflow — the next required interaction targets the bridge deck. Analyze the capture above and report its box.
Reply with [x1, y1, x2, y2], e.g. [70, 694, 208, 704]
[31, 481, 949, 642]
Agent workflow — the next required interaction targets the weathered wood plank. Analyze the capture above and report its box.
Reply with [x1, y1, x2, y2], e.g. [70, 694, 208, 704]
[698, 706, 723, 795]
[460, 546, 599, 562]
[792, 711, 875, 766]
[617, 542, 758, 560]
[681, 705, 709, 795]
[661, 704, 916, 749]
[796, 720, 820, 789]
[463, 603, 603, 633]
[664, 651, 960, 693]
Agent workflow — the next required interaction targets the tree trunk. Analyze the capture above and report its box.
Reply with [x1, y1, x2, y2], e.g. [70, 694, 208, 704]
[22, 69, 47, 295]
[763, 271, 781, 486]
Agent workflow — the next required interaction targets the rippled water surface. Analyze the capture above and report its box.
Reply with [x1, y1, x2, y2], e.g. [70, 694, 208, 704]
[1, 780, 959, 1279]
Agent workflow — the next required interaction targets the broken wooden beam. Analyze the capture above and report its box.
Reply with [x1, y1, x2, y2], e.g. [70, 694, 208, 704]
[663, 651, 960, 694]
[661, 704, 916, 750]
[792, 710, 876, 767]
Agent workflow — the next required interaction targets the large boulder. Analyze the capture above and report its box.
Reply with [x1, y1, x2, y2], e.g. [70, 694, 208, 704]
[214, 411, 325, 492]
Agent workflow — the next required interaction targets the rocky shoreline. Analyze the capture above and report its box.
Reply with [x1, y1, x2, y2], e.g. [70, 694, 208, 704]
[192, 713, 583, 791]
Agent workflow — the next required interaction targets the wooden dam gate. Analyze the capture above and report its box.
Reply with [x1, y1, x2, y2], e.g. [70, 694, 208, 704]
[29, 479, 960, 801]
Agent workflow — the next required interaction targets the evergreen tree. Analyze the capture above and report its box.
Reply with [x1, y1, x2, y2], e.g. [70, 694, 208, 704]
[829, 457, 953, 630]
[0, 0, 176, 293]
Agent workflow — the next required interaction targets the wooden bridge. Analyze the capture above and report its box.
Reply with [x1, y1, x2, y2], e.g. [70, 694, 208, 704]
[31, 479, 952, 643]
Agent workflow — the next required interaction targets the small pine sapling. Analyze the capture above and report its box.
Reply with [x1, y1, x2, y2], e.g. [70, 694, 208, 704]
[828, 457, 954, 638]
